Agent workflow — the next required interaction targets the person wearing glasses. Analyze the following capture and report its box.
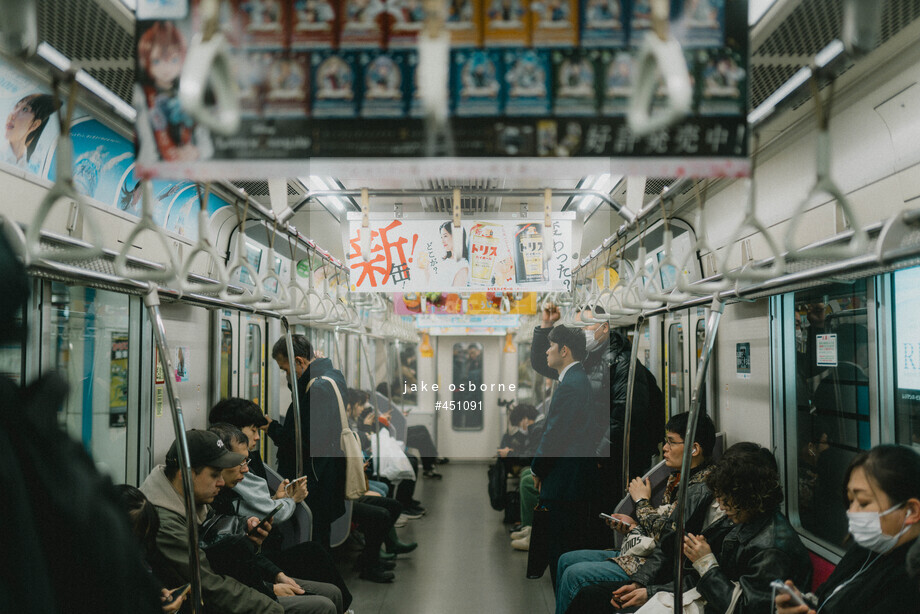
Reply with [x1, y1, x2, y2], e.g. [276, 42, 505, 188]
[556, 412, 718, 614]
[207, 423, 345, 614]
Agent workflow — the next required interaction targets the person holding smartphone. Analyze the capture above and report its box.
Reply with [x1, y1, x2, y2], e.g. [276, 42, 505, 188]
[776, 445, 920, 614]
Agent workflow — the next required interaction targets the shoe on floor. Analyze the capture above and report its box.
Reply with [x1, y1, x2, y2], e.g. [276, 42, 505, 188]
[423, 469, 443, 479]
[400, 508, 424, 520]
[510, 526, 531, 540]
[511, 535, 530, 551]
[385, 540, 418, 555]
[378, 559, 396, 570]
[437, 458, 449, 464]
[359, 565, 395, 583]
[508, 523, 523, 533]
[393, 515, 408, 528]
[379, 549, 397, 560]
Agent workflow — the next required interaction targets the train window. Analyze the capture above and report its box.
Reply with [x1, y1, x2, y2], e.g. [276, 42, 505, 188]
[790, 280, 869, 550]
[892, 266, 920, 449]
[220, 319, 232, 399]
[695, 318, 706, 362]
[245, 323, 262, 406]
[399, 344, 418, 407]
[46, 283, 131, 482]
[0, 302, 25, 384]
[452, 342, 484, 430]
[667, 323, 684, 415]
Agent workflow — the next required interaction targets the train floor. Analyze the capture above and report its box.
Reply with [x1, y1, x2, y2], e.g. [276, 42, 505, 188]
[333, 462, 556, 614]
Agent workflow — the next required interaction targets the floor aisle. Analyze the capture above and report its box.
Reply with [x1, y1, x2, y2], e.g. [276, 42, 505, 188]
[334, 462, 556, 614]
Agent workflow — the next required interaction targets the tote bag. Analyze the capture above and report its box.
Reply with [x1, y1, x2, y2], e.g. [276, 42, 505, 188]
[307, 376, 367, 500]
[370, 428, 416, 481]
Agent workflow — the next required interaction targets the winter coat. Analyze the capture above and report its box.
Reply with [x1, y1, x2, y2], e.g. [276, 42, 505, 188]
[140, 465, 283, 614]
[266, 357, 347, 525]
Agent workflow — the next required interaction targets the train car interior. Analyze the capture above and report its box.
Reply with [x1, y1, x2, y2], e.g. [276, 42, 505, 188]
[4, 0, 920, 613]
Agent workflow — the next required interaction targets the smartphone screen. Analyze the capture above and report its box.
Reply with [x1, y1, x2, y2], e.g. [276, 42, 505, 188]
[164, 583, 190, 604]
[249, 503, 284, 535]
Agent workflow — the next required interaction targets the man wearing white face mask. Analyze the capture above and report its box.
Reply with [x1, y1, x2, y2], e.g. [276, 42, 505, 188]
[776, 445, 920, 614]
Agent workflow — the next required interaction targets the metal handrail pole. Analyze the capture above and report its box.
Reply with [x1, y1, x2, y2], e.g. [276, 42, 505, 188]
[281, 316, 304, 478]
[144, 286, 202, 614]
[673, 297, 724, 612]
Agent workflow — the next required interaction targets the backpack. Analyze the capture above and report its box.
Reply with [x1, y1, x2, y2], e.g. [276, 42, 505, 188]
[488, 458, 506, 511]
[308, 376, 367, 500]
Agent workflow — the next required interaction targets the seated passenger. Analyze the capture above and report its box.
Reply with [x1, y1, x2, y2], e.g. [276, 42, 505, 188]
[139, 429, 286, 613]
[498, 403, 545, 471]
[115, 484, 188, 613]
[208, 398, 354, 610]
[777, 444, 920, 614]
[207, 424, 344, 614]
[582, 442, 811, 613]
[554, 412, 716, 614]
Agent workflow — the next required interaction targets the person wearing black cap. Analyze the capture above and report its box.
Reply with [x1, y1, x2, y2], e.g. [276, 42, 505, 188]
[140, 429, 287, 613]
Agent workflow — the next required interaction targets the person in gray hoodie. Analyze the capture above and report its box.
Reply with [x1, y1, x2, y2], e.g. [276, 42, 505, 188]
[141, 429, 340, 614]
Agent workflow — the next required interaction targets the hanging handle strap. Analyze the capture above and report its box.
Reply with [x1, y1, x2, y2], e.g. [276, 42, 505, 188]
[627, 0, 692, 137]
[27, 74, 106, 264]
[177, 184, 228, 296]
[114, 181, 180, 282]
[178, 0, 240, 136]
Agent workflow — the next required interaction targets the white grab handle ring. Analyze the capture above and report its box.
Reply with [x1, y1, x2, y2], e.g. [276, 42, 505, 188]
[627, 32, 693, 137]
[179, 32, 241, 136]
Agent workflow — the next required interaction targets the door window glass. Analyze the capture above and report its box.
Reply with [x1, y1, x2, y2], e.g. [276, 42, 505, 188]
[668, 323, 684, 415]
[452, 342, 484, 430]
[791, 281, 869, 550]
[245, 323, 262, 406]
[46, 283, 131, 482]
[220, 319, 232, 399]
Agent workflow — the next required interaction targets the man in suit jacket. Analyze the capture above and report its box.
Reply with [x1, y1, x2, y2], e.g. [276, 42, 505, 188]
[531, 325, 606, 587]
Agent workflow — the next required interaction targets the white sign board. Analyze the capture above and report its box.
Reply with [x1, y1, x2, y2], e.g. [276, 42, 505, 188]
[816, 334, 838, 367]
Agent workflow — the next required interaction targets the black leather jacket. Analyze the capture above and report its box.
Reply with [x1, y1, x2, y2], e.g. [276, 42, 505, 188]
[631, 474, 734, 596]
[696, 510, 812, 614]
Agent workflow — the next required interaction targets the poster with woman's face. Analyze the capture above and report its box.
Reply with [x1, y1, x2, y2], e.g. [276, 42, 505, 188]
[0, 69, 62, 177]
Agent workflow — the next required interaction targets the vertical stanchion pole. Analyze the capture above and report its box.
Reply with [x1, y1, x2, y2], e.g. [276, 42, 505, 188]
[621, 316, 644, 493]
[281, 316, 303, 479]
[673, 297, 724, 613]
[144, 287, 202, 614]
[361, 335, 382, 479]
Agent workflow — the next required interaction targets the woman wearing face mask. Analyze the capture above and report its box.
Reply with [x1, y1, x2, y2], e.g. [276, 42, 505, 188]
[776, 445, 920, 614]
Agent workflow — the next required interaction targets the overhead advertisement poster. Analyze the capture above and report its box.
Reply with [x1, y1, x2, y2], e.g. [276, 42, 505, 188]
[346, 216, 574, 292]
[135, 0, 749, 179]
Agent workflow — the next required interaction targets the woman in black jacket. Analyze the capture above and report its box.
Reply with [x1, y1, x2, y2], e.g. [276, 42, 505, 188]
[608, 442, 812, 613]
[776, 445, 920, 614]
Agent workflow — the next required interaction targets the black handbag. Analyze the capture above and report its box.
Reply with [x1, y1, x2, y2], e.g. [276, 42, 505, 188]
[488, 459, 506, 511]
[199, 513, 248, 550]
[526, 504, 551, 579]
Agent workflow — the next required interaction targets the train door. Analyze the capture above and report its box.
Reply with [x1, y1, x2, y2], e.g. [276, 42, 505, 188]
[217, 311, 236, 401]
[150, 302, 213, 464]
[436, 335, 505, 458]
[664, 311, 688, 417]
[38, 282, 143, 483]
[239, 313, 266, 409]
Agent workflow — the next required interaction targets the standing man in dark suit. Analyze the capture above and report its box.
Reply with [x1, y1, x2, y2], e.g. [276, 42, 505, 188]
[263, 334, 346, 551]
[531, 325, 606, 587]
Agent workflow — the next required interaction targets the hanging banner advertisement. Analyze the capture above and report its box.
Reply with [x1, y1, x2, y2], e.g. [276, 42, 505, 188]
[135, 0, 749, 179]
[109, 333, 129, 427]
[394, 291, 537, 315]
[417, 314, 520, 329]
[347, 215, 575, 292]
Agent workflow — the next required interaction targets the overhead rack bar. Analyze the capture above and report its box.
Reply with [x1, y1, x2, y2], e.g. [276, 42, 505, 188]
[296, 188, 635, 224]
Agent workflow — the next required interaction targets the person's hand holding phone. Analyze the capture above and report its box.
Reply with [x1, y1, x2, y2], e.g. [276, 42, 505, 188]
[246, 516, 273, 545]
[286, 476, 308, 503]
[611, 583, 648, 609]
[161, 585, 189, 613]
[774, 580, 815, 614]
[603, 513, 636, 534]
